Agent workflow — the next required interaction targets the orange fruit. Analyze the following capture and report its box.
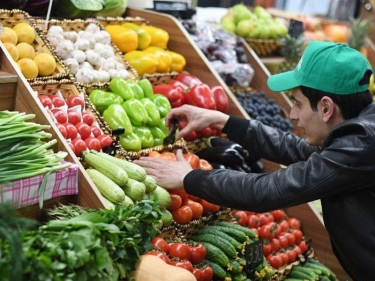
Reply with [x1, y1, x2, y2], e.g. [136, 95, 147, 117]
[0, 27, 18, 44]
[3, 42, 19, 61]
[17, 58, 39, 79]
[16, 42, 35, 59]
[13, 22, 35, 44]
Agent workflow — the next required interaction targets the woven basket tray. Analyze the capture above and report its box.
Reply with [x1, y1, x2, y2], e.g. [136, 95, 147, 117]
[35, 18, 139, 87]
[245, 38, 281, 57]
[0, 9, 69, 81]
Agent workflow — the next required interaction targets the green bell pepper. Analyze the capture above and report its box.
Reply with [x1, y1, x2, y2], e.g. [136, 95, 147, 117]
[158, 117, 169, 136]
[109, 77, 135, 100]
[138, 78, 154, 99]
[88, 89, 124, 114]
[133, 125, 155, 149]
[149, 126, 166, 146]
[122, 98, 149, 126]
[119, 132, 142, 151]
[149, 94, 172, 118]
[140, 98, 161, 127]
[127, 80, 144, 100]
[102, 103, 133, 136]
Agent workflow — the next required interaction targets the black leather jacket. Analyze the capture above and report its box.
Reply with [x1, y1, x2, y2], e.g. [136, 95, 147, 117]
[184, 103, 375, 281]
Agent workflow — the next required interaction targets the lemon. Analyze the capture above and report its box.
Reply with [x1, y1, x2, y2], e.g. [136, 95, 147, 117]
[3, 42, 19, 61]
[17, 58, 39, 79]
[16, 42, 35, 59]
[34, 53, 56, 76]
[0, 27, 18, 44]
[13, 22, 35, 44]
[369, 74, 374, 94]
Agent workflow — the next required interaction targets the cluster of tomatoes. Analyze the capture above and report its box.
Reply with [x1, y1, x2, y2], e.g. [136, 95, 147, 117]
[147, 236, 213, 281]
[232, 209, 309, 270]
[38, 94, 113, 157]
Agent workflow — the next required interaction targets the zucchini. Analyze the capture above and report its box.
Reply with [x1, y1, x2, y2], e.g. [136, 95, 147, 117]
[200, 242, 229, 268]
[86, 168, 125, 203]
[203, 259, 227, 279]
[95, 151, 147, 181]
[122, 178, 146, 202]
[84, 151, 129, 186]
[203, 225, 248, 242]
[142, 175, 157, 193]
[212, 221, 258, 239]
[197, 227, 243, 250]
[192, 234, 237, 258]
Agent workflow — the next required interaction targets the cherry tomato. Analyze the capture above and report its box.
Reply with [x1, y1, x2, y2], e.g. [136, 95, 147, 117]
[169, 242, 192, 260]
[170, 188, 189, 199]
[167, 193, 182, 211]
[50, 95, 65, 108]
[287, 217, 301, 229]
[75, 122, 92, 140]
[172, 205, 193, 224]
[151, 236, 170, 254]
[56, 123, 67, 138]
[201, 265, 214, 281]
[145, 250, 171, 264]
[266, 253, 283, 269]
[90, 125, 102, 138]
[199, 199, 220, 213]
[182, 198, 203, 220]
[72, 137, 87, 157]
[231, 210, 248, 226]
[84, 136, 101, 152]
[189, 242, 206, 264]
[67, 95, 85, 110]
[170, 259, 193, 272]
[51, 108, 68, 124]
[269, 209, 286, 222]
[67, 110, 82, 125]
[183, 152, 200, 169]
[38, 95, 53, 109]
[96, 134, 113, 148]
[63, 123, 78, 140]
[82, 111, 94, 126]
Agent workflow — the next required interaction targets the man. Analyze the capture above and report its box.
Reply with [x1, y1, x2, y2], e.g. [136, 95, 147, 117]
[134, 41, 375, 280]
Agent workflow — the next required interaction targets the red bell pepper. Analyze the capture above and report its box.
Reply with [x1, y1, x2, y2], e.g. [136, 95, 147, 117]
[185, 84, 216, 110]
[152, 83, 186, 108]
[168, 79, 188, 92]
[211, 85, 229, 113]
[176, 73, 203, 87]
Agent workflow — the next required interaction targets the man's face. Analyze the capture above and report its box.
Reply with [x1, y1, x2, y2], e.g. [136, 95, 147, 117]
[289, 88, 328, 146]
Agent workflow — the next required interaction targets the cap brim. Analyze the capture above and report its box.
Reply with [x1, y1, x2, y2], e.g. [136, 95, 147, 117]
[267, 70, 301, 92]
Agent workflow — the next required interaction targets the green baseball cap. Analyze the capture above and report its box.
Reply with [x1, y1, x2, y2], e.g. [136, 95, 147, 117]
[267, 40, 372, 94]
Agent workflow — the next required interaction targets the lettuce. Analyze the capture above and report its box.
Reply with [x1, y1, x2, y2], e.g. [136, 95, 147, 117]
[94, 0, 129, 17]
[53, 0, 104, 19]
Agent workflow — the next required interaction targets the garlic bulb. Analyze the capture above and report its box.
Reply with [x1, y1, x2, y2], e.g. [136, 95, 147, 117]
[75, 68, 95, 84]
[85, 23, 101, 34]
[55, 40, 75, 60]
[64, 58, 79, 74]
[73, 50, 86, 63]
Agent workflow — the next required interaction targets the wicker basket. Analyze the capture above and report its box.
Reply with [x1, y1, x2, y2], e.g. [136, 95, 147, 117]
[0, 9, 69, 81]
[245, 38, 281, 57]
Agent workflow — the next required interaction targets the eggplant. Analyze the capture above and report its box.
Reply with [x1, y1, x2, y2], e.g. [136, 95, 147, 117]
[196, 146, 245, 166]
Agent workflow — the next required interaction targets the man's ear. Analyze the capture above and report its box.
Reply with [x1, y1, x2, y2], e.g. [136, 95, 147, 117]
[320, 96, 334, 121]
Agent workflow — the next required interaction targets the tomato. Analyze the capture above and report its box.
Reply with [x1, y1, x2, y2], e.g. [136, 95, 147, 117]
[269, 209, 286, 222]
[63, 123, 78, 140]
[283, 231, 296, 246]
[199, 199, 220, 213]
[293, 245, 302, 257]
[287, 217, 301, 230]
[82, 111, 95, 126]
[278, 219, 290, 232]
[258, 222, 278, 240]
[264, 212, 274, 222]
[182, 198, 203, 220]
[169, 242, 192, 260]
[170, 259, 193, 272]
[96, 134, 113, 148]
[167, 193, 182, 211]
[270, 238, 281, 252]
[90, 125, 102, 138]
[145, 250, 171, 264]
[51, 108, 68, 124]
[84, 136, 101, 152]
[201, 265, 214, 281]
[183, 152, 200, 169]
[262, 241, 272, 256]
[199, 159, 213, 170]
[38, 95, 53, 109]
[151, 237, 170, 254]
[50, 95, 65, 108]
[279, 251, 288, 266]
[67, 110, 82, 125]
[247, 214, 261, 229]
[266, 253, 283, 269]
[232, 210, 248, 226]
[189, 242, 206, 264]
[192, 268, 204, 281]
[56, 123, 67, 138]
[298, 240, 309, 253]
[256, 213, 270, 226]
[160, 151, 177, 161]
[290, 229, 303, 244]
[172, 205, 193, 224]
[75, 122, 92, 140]
[286, 248, 297, 263]
[188, 194, 201, 201]
[170, 188, 189, 199]
[277, 234, 288, 249]
[72, 137, 87, 157]
[67, 95, 85, 110]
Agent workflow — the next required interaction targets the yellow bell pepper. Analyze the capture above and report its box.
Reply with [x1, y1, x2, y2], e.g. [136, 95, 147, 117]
[166, 50, 186, 73]
[105, 24, 138, 53]
[124, 50, 158, 76]
[122, 22, 152, 50]
[143, 46, 173, 73]
[141, 25, 169, 49]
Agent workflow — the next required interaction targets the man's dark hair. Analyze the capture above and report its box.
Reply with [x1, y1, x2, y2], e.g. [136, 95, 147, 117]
[300, 86, 373, 120]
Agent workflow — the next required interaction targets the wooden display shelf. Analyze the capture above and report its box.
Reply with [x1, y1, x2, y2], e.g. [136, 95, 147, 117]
[0, 42, 105, 219]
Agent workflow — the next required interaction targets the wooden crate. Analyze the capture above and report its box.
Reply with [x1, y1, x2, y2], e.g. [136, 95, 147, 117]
[0, 42, 106, 220]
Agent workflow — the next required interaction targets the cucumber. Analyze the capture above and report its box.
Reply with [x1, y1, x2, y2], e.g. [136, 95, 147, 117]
[86, 168, 125, 203]
[231, 272, 248, 281]
[204, 225, 248, 242]
[200, 242, 229, 268]
[95, 152, 147, 181]
[192, 234, 237, 258]
[289, 269, 315, 281]
[212, 221, 258, 239]
[227, 259, 244, 274]
[122, 178, 146, 202]
[304, 263, 329, 276]
[197, 227, 243, 250]
[306, 259, 337, 280]
[84, 151, 129, 187]
[203, 259, 227, 279]
[292, 266, 319, 280]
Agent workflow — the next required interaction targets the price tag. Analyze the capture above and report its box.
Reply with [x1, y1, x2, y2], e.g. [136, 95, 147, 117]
[154, 1, 188, 11]
[244, 239, 263, 274]
[288, 19, 304, 38]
